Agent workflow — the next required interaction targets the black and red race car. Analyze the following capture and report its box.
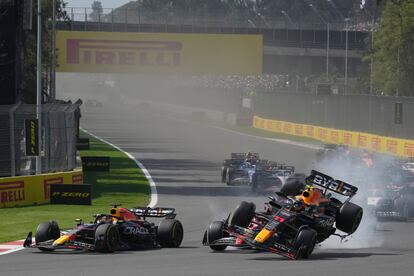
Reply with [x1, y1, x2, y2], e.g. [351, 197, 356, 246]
[203, 170, 363, 259]
[24, 205, 183, 252]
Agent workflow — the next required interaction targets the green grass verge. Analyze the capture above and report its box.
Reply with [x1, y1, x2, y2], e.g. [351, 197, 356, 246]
[0, 132, 150, 243]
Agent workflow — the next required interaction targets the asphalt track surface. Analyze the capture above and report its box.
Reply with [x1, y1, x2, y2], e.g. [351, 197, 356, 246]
[1, 103, 414, 276]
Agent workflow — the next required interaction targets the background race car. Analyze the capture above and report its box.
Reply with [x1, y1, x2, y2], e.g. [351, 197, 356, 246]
[24, 205, 184, 252]
[251, 162, 296, 193]
[221, 152, 266, 186]
[368, 184, 414, 221]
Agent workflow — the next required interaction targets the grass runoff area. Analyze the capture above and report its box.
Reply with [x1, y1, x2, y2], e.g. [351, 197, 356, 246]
[0, 132, 150, 243]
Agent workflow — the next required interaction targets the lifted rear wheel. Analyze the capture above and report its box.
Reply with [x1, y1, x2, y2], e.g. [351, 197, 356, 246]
[230, 201, 255, 227]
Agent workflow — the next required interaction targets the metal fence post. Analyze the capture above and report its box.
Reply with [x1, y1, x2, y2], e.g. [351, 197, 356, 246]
[9, 103, 21, 176]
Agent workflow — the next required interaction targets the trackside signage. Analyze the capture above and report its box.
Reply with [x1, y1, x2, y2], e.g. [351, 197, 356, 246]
[0, 170, 83, 208]
[253, 115, 414, 158]
[50, 184, 92, 205]
[25, 119, 39, 156]
[81, 156, 110, 172]
[56, 31, 263, 75]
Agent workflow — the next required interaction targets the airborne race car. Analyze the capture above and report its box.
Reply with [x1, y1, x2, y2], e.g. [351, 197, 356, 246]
[24, 205, 183, 252]
[203, 170, 363, 259]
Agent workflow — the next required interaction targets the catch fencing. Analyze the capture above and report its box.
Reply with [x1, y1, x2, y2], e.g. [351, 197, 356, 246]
[253, 92, 414, 140]
[0, 101, 82, 177]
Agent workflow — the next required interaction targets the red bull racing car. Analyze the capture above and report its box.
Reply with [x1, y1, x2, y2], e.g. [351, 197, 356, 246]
[24, 205, 183, 252]
[203, 170, 363, 259]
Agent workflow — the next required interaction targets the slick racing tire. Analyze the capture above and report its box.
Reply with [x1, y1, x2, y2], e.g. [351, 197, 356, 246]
[251, 173, 260, 192]
[294, 228, 317, 259]
[280, 179, 305, 196]
[207, 221, 228, 251]
[230, 201, 255, 228]
[394, 199, 409, 222]
[225, 168, 234, 186]
[35, 221, 61, 252]
[94, 224, 120, 253]
[221, 166, 227, 183]
[336, 202, 363, 234]
[157, 219, 184, 248]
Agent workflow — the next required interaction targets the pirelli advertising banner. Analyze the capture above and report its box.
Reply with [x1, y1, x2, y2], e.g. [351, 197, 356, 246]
[0, 170, 83, 208]
[253, 116, 414, 158]
[56, 31, 263, 75]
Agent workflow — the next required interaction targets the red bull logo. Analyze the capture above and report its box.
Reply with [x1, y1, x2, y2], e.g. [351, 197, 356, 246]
[66, 39, 182, 67]
[0, 181, 25, 203]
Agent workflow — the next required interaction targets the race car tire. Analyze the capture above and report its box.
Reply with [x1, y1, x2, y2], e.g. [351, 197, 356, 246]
[394, 199, 409, 222]
[280, 179, 305, 196]
[251, 173, 260, 192]
[230, 201, 255, 227]
[226, 168, 234, 186]
[221, 166, 227, 183]
[35, 221, 60, 251]
[207, 221, 228, 251]
[336, 202, 363, 234]
[157, 219, 184, 248]
[294, 228, 317, 259]
[94, 223, 120, 252]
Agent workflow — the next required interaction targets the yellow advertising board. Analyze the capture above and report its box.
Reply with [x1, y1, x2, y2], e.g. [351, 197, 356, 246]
[56, 31, 263, 75]
[253, 115, 414, 158]
[0, 170, 83, 208]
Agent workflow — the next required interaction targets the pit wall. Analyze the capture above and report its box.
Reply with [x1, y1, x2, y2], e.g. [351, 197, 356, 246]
[253, 116, 414, 158]
[0, 170, 83, 208]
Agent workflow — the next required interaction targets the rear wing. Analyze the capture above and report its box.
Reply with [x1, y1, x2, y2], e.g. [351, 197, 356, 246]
[131, 207, 176, 219]
[231, 153, 246, 159]
[306, 170, 358, 197]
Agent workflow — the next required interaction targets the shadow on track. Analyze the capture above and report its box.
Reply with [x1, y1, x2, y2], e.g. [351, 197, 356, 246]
[155, 185, 257, 197]
[139, 158, 219, 171]
[248, 252, 399, 261]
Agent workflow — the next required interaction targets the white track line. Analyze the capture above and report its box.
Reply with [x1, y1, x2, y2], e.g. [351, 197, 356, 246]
[210, 126, 322, 150]
[81, 128, 158, 208]
[132, 106, 322, 151]
[0, 240, 25, 256]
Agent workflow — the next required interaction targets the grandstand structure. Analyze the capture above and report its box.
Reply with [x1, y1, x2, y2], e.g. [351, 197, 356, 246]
[58, 6, 371, 77]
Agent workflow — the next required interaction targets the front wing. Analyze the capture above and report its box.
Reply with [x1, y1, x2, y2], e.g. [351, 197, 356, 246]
[226, 226, 298, 260]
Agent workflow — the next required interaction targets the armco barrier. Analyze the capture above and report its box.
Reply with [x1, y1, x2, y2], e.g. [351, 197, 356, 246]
[253, 116, 414, 158]
[0, 170, 83, 208]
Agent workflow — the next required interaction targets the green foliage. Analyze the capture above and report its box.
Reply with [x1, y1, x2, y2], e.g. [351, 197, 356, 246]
[370, 0, 414, 95]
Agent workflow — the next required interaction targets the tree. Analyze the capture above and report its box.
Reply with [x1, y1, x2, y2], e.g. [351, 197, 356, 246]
[21, 0, 70, 103]
[89, 1, 103, 21]
[369, 0, 414, 96]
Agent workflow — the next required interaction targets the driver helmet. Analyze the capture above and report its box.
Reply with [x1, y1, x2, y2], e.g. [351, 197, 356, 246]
[299, 185, 323, 206]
